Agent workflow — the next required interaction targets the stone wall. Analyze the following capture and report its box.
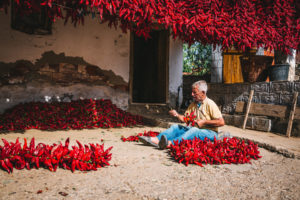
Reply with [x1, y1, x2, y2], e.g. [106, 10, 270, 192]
[207, 81, 300, 114]
[183, 79, 300, 112]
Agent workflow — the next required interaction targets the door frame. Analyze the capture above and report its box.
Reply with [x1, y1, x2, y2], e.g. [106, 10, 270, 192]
[129, 30, 170, 105]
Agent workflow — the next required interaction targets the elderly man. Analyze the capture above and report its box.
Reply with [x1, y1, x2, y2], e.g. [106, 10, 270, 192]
[139, 80, 225, 149]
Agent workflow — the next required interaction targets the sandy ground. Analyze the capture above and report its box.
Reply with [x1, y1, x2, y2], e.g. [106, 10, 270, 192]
[0, 126, 300, 200]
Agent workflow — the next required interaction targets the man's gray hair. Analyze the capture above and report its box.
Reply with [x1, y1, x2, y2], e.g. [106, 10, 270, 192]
[192, 80, 208, 93]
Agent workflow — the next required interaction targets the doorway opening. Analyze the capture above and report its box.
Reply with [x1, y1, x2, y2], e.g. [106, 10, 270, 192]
[130, 30, 169, 104]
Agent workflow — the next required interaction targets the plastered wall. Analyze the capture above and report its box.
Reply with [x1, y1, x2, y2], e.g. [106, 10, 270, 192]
[0, 10, 130, 82]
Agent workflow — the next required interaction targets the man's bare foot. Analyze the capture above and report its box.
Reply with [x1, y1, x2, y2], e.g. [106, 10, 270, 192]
[151, 137, 159, 144]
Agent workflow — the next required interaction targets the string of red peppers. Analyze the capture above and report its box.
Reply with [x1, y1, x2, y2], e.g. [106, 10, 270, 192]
[0, 99, 143, 132]
[0, 137, 112, 173]
[0, 0, 298, 53]
[169, 137, 262, 167]
[121, 130, 159, 142]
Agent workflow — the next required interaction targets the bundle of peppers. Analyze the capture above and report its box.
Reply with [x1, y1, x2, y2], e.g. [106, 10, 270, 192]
[0, 0, 298, 53]
[183, 112, 196, 127]
[0, 99, 143, 132]
[121, 131, 159, 142]
[169, 137, 261, 166]
[0, 137, 112, 173]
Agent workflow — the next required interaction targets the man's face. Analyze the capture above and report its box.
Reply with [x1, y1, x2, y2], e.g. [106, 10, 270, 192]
[191, 86, 206, 102]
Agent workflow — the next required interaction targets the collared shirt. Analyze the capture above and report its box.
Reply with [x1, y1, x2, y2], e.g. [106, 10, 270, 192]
[185, 97, 222, 132]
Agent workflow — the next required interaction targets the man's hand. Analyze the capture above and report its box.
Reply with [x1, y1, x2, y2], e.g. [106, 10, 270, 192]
[169, 110, 178, 117]
[195, 119, 206, 128]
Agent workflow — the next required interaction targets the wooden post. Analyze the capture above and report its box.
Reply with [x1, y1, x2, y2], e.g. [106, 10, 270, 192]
[243, 90, 254, 129]
[286, 92, 298, 137]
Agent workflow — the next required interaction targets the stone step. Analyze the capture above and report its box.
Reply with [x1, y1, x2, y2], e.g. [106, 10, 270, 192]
[223, 114, 271, 132]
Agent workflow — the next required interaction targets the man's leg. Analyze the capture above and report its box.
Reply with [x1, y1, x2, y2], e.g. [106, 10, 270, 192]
[139, 124, 188, 146]
[170, 127, 218, 144]
[156, 124, 188, 141]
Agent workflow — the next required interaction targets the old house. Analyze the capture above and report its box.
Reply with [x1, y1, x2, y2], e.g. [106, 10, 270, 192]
[0, 0, 298, 117]
[0, 6, 183, 113]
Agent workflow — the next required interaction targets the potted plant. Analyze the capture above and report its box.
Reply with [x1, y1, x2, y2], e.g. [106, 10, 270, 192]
[269, 50, 290, 81]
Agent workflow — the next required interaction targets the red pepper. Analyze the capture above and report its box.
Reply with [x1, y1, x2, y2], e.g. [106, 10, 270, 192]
[0, 160, 10, 173]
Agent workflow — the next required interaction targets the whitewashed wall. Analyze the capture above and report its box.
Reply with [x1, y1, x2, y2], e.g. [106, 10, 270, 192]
[169, 38, 183, 108]
[0, 10, 130, 82]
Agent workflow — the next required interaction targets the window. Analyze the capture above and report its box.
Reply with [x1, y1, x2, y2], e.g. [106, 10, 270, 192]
[11, 0, 52, 35]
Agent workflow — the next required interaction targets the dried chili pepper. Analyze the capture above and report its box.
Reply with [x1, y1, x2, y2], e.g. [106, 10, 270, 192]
[0, 137, 113, 173]
[121, 131, 159, 142]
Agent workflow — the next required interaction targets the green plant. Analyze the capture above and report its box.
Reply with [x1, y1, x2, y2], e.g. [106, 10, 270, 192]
[183, 42, 212, 76]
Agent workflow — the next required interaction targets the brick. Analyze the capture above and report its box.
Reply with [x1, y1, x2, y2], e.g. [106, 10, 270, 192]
[52, 72, 68, 81]
[233, 115, 253, 128]
[253, 117, 272, 132]
[78, 64, 87, 74]
[270, 81, 293, 94]
[39, 64, 51, 72]
[89, 75, 104, 81]
[232, 83, 250, 94]
[59, 63, 77, 73]
[259, 93, 280, 104]
[38, 71, 53, 78]
[242, 94, 259, 103]
[280, 94, 294, 105]
[250, 82, 269, 93]
[48, 64, 59, 72]
[234, 94, 245, 102]
[223, 114, 234, 125]
[294, 81, 300, 92]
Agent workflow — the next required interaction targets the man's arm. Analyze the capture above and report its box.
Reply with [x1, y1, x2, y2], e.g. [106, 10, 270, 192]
[195, 117, 225, 128]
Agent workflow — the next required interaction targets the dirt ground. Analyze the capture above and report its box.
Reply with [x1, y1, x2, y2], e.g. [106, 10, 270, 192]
[0, 126, 300, 200]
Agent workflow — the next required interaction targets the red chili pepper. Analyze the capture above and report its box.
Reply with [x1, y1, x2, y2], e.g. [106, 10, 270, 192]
[0, 160, 10, 173]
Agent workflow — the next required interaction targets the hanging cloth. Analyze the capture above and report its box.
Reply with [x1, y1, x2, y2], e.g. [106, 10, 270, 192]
[223, 50, 244, 83]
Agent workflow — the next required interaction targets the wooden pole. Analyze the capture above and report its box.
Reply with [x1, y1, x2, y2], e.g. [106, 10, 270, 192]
[286, 92, 298, 137]
[243, 90, 254, 129]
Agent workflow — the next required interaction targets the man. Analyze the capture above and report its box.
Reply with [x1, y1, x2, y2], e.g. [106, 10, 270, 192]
[139, 80, 225, 149]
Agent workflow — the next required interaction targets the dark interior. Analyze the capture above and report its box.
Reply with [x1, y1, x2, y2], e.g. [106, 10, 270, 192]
[132, 30, 168, 103]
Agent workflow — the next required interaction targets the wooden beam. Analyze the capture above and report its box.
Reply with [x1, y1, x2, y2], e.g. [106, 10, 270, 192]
[236, 101, 290, 119]
[286, 92, 298, 137]
[243, 90, 254, 129]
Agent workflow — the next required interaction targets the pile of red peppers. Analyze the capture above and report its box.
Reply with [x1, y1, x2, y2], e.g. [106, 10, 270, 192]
[0, 0, 298, 53]
[0, 99, 143, 132]
[121, 130, 159, 142]
[169, 137, 261, 166]
[0, 137, 112, 173]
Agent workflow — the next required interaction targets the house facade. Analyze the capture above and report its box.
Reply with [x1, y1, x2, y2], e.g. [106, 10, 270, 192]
[0, 9, 183, 113]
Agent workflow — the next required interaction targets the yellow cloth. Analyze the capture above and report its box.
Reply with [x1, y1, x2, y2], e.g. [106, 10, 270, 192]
[185, 97, 223, 132]
[223, 54, 244, 83]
